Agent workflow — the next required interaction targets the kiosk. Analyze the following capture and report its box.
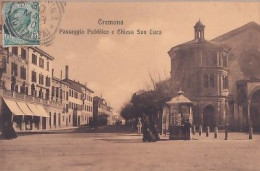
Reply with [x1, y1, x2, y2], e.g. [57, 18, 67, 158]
[162, 91, 193, 140]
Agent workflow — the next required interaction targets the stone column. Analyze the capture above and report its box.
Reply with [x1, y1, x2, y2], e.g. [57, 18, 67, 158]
[225, 124, 228, 140]
[189, 127, 192, 140]
[199, 125, 202, 136]
[39, 117, 42, 130]
[206, 126, 209, 137]
[247, 100, 251, 127]
[192, 125, 196, 135]
[217, 102, 221, 126]
[249, 127, 253, 139]
[21, 116, 26, 131]
[214, 127, 218, 138]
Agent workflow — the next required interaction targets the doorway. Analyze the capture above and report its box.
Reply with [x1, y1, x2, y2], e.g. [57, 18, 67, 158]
[203, 105, 215, 129]
[250, 89, 260, 131]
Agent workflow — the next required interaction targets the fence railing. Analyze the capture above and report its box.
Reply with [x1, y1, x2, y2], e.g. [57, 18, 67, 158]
[0, 87, 62, 108]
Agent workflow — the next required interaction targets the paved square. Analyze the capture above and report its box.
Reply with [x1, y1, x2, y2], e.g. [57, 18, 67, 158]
[1, 131, 260, 171]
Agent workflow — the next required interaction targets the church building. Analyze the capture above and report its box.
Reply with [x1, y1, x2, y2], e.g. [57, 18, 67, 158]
[168, 21, 260, 130]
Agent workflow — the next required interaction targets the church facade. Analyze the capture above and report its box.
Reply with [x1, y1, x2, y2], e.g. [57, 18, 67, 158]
[168, 21, 260, 130]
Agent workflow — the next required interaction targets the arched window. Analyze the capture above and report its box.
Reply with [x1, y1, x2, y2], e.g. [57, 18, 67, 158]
[225, 76, 228, 89]
[210, 75, 215, 88]
[203, 75, 209, 88]
[223, 76, 228, 89]
[222, 54, 228, 67]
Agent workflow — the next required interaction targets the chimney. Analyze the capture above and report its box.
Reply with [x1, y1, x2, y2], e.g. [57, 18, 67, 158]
[52, 69, 54, 77]
[60, 70, 63, 80]
[65, 65, 69, 79]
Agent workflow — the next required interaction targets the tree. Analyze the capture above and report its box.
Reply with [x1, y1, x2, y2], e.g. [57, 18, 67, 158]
[120, 103, 135, 120]
[120, 75, 182, 136]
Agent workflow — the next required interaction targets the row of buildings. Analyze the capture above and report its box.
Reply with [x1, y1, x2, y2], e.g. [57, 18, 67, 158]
[165, 21, 260, 131]
[0, 30, 115, 132]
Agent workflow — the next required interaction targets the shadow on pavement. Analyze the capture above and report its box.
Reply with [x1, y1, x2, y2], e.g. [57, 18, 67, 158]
[5, 125, 137, 138]
[98, 138, 143, 144]
[74, 125, 136, 134]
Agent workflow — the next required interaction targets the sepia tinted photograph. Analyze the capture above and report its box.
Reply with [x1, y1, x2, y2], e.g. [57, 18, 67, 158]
[0, 1, 260, 170]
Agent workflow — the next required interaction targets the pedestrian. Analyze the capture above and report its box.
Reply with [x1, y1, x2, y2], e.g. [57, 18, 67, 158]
[142, 115, 151, 142]
[149, 116, 160, 141]
[2, 111, 17, 140]
[3, 121, 17, 140]
[137, 118, 142, 134]
[184, 119, 191, 140]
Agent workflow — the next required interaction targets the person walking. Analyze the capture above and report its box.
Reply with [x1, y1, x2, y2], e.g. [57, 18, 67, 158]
[142, 114, 151, 142]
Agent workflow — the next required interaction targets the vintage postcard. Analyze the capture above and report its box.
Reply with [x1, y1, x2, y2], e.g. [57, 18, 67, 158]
[0, 1, 260, 170]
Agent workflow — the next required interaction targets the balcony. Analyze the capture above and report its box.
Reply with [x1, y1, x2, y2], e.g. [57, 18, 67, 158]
[0, 87, 62, 108]
[8, 52, 28, 64]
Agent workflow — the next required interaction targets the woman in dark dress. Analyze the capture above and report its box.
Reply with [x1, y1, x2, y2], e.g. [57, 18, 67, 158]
[2, 111, 17, 140]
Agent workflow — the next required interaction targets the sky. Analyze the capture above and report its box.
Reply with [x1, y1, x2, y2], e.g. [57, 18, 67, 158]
[41, 2, 260, 112]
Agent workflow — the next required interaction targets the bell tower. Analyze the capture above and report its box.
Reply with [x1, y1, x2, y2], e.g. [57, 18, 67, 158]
[194, 19, 205, 40]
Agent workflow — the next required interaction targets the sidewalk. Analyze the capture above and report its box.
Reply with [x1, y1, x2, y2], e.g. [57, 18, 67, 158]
[16, 126, 79, 135]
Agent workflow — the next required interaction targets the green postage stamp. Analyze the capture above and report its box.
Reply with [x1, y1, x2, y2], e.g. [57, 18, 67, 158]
[3, 2, 40, 46]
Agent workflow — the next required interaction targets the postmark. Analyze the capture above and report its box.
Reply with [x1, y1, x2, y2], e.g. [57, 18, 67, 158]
[40, 2, 65, 46]
[3, 2, 40, 46]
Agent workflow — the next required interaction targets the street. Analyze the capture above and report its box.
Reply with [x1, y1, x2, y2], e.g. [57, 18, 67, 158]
[1, 125, 260, 171]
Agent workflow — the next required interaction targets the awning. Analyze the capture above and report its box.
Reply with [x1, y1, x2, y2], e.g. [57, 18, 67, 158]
[16, 101, 34, 116]
[35, 105, 49, 117]
[3, 98, 24, 115]
[27, 103, 44, 117]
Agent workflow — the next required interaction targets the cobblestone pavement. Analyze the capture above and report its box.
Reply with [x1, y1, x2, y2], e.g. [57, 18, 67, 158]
[1, 128, 260, 171]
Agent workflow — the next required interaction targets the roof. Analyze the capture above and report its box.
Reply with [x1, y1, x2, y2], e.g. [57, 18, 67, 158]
[194, 19, 205, 27]
[94, 96, 104, 101]
[212, 22, 260, 42]
[29, 47, 55, 60]
[167, 91, 193, 105]
[237, 79, 260, 85]
[52, 77, 70, 86]
[52, 77, 61, 83]
[62, 78, 94, 93]
[94, 96, 112, 107]
[170, 38, 228, 52]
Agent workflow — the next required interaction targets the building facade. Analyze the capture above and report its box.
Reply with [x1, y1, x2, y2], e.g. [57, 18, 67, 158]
[169, 21, 260, 130]
[0, 46, 63, 132]
[62, 65, 94, 127]
[0, 24, 108, 133]
[168, 20, 230, 129]
[0, 47, 95, 132]
[212, 22, 260, 130]
[93, 96, 113, 126]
